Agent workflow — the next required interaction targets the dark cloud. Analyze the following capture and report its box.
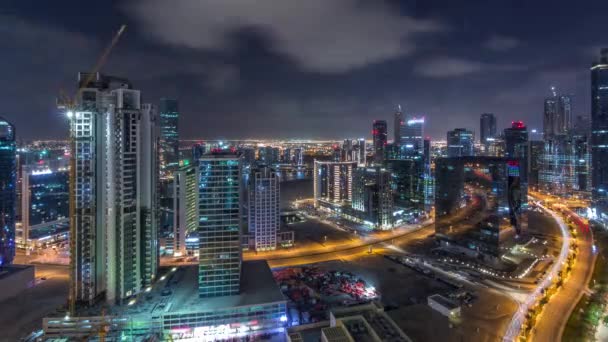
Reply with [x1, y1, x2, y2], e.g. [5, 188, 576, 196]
[484, 35, 520, 51]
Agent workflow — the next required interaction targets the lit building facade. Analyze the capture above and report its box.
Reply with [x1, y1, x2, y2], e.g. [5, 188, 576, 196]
[592, 48, 608, 218]
[539, 135, 590, 195]
[543, 88, 572, 139]
[356, 139, 366, 166]
[504, 121, 529, 198]
[70, 73, 159, 305]
[313, 161, 356, 208]
[435, 157, 526, 261]
[172, 162, 198, 256]
[480, 113, 497, 149]
[197, 154, 243, 297]
[160, 98, 179, 173]
[350, 166, 394, 229]
[248, 167, 279, 251]
[372, 120, 388, 164]
[0, 117, 16, 266]
[394, 107, 403, 147]
[447, 128, 474, 157]
[400, 117, 425, 159]
[20, 166, 69, 250]
[385, 159, 424, 212]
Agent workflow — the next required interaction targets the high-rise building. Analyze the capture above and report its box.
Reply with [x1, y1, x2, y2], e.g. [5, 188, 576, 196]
[435, 157, 526, 261]
[394, 106, 403, 147]
[160, 98, 179, 173]
[504, 121, 529, 197]
[0, 117, 16, 266]
[20, 166, 69, 251]
[356, 139, 366, 166]
[480, 113, 497, 148]
[543, 87, 572, 139]
[197, 153, 242, 297]
[342, 139, 354, 162]
[294, 147, 304, 167]
[172, 161, 198, 256]
[69, 73, 159, 305]
[372, 120, 388, 164]
[592, 48, 608, 218]
[248, 167, 279, 251]
[351, 166, 394, 230]
[447, 128, 474, 157]
[282, 148, 292, 163]
[313, 161, 356, 208]
[528, 140, 544, 188]
[539, 134, 590, 195]
[385, 159, 424, 211]
[400, 117, 425, 159]
[191, 143, 205, 162]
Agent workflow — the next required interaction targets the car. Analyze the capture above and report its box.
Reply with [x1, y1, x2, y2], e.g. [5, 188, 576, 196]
[40, 277, 47, 280]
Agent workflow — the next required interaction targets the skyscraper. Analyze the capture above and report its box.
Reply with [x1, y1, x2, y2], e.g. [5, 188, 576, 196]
[447, 128, 474, 157]
[351, 166, 394, 230]
[357, 138, 366, 166]
[591, 48, 608, 218]
[197, 153, 242, 297]
[543, 88, 572, 139]
[372, 120, 388, 164]
[480, 113, 497, 148]
[172, 161, 198, 256]
[160, 98, 179, 173]
[248, 167, 279, 251]
[400, 117, 425, 159]
[313, 161, 356, 208]
[0, 117, 16, 266]
[69, 73, 159, 305]
[394, 106, 403, 147]
[504, 121, 529, 197]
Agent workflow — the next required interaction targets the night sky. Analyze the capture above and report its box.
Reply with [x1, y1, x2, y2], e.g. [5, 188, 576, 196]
[1, 0, 606, 141]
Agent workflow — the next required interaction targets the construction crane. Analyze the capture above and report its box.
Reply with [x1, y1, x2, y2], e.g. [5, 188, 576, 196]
[60, 24, 127, 319]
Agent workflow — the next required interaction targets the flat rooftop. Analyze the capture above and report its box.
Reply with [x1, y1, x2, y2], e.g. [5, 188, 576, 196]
[428, 294, 459, 310]
[98, 260, 285, 318]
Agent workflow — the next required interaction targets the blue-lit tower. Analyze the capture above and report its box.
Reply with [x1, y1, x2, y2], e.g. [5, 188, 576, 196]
[0, 117, 16, 266]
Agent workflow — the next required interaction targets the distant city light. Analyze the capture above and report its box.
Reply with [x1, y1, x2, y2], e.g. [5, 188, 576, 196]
[66, 111, 74, 118]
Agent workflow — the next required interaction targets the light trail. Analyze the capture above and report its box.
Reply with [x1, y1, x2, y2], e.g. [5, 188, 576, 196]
[502, 203, 571, 341]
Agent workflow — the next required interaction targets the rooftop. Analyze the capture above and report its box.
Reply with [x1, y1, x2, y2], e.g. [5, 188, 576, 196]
[428, 294, 460, 310]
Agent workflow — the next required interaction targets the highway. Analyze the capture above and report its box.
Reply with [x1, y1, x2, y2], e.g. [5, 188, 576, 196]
[502, 202, 572, 342]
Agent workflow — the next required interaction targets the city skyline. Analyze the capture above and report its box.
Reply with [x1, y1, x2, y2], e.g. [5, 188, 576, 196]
[1, 1, 607, 140]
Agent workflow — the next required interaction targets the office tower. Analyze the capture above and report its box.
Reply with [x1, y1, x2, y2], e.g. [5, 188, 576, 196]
[20, 166, 69, 251]
[543, 87, 572, 139]
[435, 157, 526, 261]
[372, 120, 388, 164]
[351, 166, 394, 230]
[313, 161, 356, 208]
[248, 167, 279, 251]
[423, 138, 433, 209]
[385, 159, 424, 211]
[447, 128, 475, 157]
[261, 146, 279, 165]
[400, 117, 425, 159]
[480, 113, 497, 149]
[159, 98, 179, 173]
[384, 143, 400, 160]
[342, 139, 354, 162]
[282, 148, 292, 163]
[294, 147, 304, 167]
[394, 106, 403, 147]
[592, 48, 608, 218]
[357, 139, 366, 166]
[172, 162, 198, 256]
[332, 145, 342, 162]
[239, 147, 256, 167]
[528, 140, 544, 188]
[504, 121, 529, 197]
[191, 143, 205, 162]
[0, 117, 16, 266]
[197, 153, 242, 297]
[487, 135, 505, 157]
[69, 73, 159, 305]
[539, 135, 590, 195]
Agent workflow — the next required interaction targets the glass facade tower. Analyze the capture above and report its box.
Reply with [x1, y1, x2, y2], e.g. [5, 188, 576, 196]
[160, 98, 179, 173]
[248, 167, 279, 251]
[197, 154, 243, 297]
[592, 49, 608, 218]
[0, 117, 16, 266]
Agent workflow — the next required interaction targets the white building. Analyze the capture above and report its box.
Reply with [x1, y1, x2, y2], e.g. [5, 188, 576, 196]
[313, 161, 356, 208]
[248, 167, 279, 251]
[69, 72, 159, 305]
[172, 162, 198, 256]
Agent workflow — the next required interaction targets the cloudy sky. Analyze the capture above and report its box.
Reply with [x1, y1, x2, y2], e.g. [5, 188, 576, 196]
[1, 0, 606, 141]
